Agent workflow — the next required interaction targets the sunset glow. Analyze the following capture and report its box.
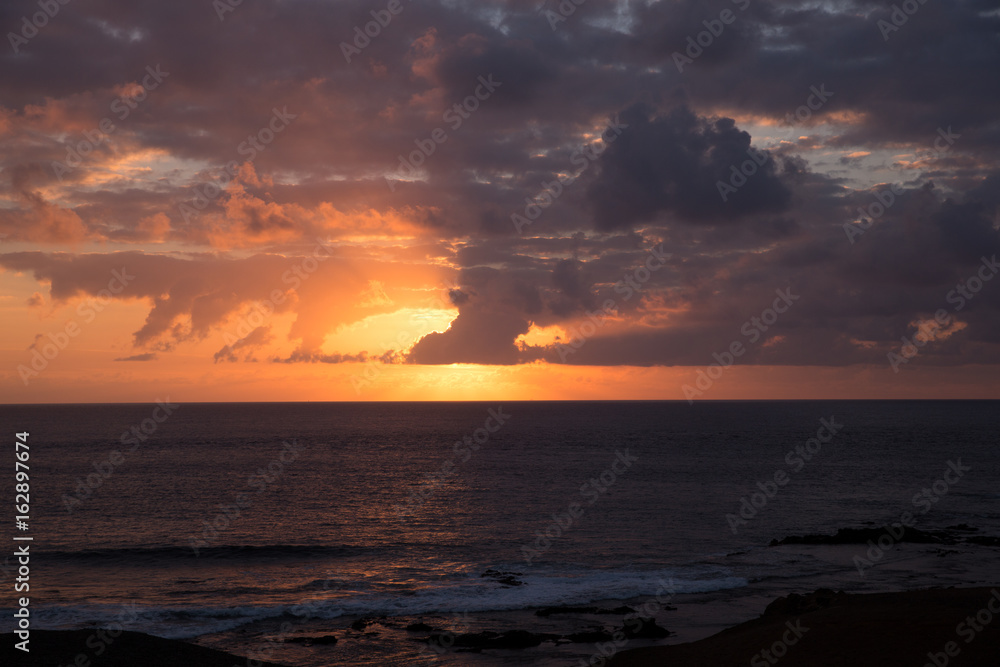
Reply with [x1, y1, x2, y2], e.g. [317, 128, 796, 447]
[2, 0, 999, 402]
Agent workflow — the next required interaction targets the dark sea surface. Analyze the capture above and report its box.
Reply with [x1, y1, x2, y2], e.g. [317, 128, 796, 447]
[1, 401, 998, 665]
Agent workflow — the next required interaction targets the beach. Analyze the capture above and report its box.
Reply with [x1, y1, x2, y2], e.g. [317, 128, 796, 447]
[6, 587, 999, 666]
[609, 586, 1000, 667]
[0, 629, 290, 667]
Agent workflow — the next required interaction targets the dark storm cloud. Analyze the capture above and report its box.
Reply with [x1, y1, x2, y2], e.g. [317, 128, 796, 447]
[586, 104, 792, 229]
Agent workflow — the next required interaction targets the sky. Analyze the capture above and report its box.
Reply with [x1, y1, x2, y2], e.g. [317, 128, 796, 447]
[1, 0, 999, 403]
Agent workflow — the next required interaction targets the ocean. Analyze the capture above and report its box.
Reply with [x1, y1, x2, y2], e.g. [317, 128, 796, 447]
[2, 401, 998, 665]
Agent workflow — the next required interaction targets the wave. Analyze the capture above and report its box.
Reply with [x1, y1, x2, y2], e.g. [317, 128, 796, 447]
[7, 567, 748, 639]
[42, 544, 367, 562]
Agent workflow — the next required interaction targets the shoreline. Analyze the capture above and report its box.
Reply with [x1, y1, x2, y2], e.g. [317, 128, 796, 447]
[608, 586, 1000, 666]
[0, 629, 291, 667]
[6, 586, 1000, 665]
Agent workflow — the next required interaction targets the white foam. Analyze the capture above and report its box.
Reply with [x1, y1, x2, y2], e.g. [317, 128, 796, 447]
[5, 567, 746, 639]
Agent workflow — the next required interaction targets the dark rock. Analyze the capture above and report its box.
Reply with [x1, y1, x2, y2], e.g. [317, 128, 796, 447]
[496, 575, 523, 586]
[966, 535, 1000, 546]
[349, 616, 385, 631]
[622, 617, 671, 639]
[282, 634, 338, 645]
[608, 605, 642, 614]
[481, 568, 525, 587]
[406, 622, 435, 632]
[565, 629, 615, 643]
[764, 589, 844, 616]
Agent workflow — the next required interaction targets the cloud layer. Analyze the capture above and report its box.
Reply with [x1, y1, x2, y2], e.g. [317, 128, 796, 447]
[2, 0, 999, 375]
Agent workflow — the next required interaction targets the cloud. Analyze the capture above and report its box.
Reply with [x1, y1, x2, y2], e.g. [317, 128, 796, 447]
[0, 249, 451, 356]
[0, 164, 89, 243]
[1, 0, 999, 376]
[213, 325, 275, 363]
[586, 104, 792, 230]
[113, 352, 158, 361]
[272, 350, 373, 364]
